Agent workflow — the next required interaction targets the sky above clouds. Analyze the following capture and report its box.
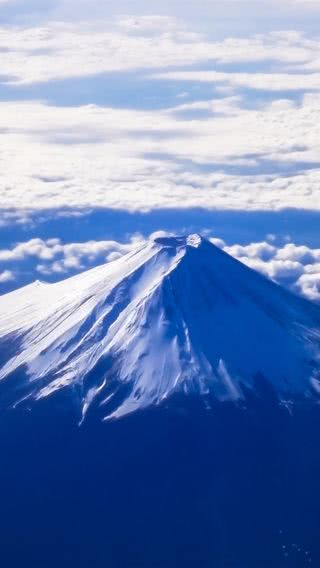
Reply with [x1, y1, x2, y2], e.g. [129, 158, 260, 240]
[0, 0, 319, 300]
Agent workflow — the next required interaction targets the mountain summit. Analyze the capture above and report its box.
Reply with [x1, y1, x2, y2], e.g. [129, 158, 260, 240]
[0, 234, 320, 421]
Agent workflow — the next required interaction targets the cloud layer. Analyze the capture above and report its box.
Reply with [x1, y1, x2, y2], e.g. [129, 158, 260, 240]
[0, 19, 319, 218]
[1, 24, 319, 85]
[0, 91, 319, 214]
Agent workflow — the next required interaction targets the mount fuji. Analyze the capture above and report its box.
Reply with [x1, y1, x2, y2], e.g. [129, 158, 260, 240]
[1, 235, 320, 568]
[0, 233, 320, 422]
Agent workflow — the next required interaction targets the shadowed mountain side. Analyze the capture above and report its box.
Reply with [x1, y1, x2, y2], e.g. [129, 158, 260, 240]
[0, 395, 319, 568]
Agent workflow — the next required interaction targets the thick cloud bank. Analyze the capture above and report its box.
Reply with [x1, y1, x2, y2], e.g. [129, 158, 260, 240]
[0, 22, 319, 215]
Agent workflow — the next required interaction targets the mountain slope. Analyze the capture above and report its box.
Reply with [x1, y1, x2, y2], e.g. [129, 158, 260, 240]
[0, 233, 320, 421]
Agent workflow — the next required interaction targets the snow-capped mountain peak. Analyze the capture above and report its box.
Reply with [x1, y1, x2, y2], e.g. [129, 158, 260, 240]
[0, 234, 320, 421]
[154, 233, 203, 249]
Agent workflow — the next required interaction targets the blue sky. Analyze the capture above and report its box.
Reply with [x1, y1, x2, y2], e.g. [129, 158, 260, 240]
[0, 0, 320, 301]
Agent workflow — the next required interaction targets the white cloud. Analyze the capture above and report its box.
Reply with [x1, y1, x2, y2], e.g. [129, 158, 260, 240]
[0, 236, 143, 275]
[29, 0, 320, 27]
[0, 270, 14, 283]
[0, 21, 319, 217]
[0, 22, 215, 84]
[297, 270, 320, 301]
[154, 70, 320, 92]
[0, 24, 318, 85]
[221, 240, 320, 300]
[0, 91, 319, 213]
[116, 15, 181, 33]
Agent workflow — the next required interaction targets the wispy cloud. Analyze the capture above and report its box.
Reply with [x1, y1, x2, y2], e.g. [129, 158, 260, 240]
[20, 0, 320, 28]
[0, 25, 319, 85]
[153, 70, 320, 91]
